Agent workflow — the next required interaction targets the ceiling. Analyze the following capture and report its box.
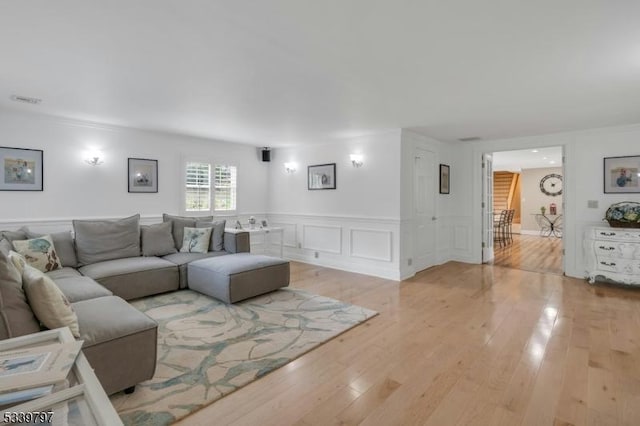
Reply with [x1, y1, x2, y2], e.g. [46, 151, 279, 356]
[492, 147, 563, 172]
[2, 1, 640, 147]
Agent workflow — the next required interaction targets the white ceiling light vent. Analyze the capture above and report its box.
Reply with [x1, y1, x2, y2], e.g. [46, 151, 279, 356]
[10, 95, 42, 105]
[458, 136, 482, 142]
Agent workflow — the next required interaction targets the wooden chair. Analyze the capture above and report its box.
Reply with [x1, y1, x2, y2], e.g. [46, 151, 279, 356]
[506, 209, 515, 244]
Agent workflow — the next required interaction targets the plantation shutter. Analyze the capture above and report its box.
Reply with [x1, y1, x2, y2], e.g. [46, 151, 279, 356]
[185, 162, 211, 212]
[213, 165, 237, 211]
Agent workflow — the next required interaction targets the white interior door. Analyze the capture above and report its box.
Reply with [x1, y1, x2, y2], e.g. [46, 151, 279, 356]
[482, 153, 494, 262]
[413, 147, 437, 272]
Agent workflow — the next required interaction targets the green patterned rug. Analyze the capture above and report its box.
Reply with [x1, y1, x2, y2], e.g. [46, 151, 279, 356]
[110, 288, 377, 425]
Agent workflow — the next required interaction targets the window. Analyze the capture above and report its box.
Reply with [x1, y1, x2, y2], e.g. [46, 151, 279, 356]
[184, 161, 237, 213]
[213, 165, 237, 212]
[185, 162, 211, 212]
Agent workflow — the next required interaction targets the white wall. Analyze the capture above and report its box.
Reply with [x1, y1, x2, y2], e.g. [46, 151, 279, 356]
[520, 167, 563, 232]
[0, 110, 269, 228]
[266, 130, 403, 280]
[467, 124, 640, 279]
[398, 130, 473, 279]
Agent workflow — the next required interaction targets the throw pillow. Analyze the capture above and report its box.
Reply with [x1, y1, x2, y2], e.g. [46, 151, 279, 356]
[73, 214, 141, 265]
[12, 235, 62, 272]
[7, 250, 27, 274]
[0, 238, 12, 256]
[196, 220, 226, 251]
[21, 263, 80, 338]
[163, 213, 213, 250]
[25, 229, 78, 268]
[141, 222, 177, 257]
[0, 251, 41, 339]
[179, 227, 212, 254]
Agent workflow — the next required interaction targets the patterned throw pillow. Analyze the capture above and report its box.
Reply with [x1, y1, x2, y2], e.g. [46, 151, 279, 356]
[179, 227, 212, 254]
[12, 235, 62, 272]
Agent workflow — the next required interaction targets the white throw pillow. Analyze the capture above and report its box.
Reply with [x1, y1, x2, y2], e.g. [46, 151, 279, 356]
[12, 235, 62, 272]
[21, 264, 80, 337]
[179, 227, 212, 254]
[8, 250, 27, 274]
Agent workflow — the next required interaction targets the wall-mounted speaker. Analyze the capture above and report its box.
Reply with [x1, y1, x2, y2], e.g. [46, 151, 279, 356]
[261, 148, 271, 162]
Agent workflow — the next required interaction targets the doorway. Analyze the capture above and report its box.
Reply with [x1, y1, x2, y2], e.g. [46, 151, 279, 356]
[482, 147, 564, 275]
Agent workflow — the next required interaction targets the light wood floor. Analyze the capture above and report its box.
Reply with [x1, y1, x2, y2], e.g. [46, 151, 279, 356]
[491, 233, 563, 275]
[177, 261, 640, 426]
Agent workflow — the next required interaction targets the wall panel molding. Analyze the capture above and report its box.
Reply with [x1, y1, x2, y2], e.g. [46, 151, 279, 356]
[349, 228, 392, 262]
[302, 224, 342, 254]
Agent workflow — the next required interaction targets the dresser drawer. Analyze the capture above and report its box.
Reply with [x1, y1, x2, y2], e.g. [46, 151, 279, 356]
[594, 257, 640, 275]
[590, 240, 640, 259]
[590, 227, 640, 241]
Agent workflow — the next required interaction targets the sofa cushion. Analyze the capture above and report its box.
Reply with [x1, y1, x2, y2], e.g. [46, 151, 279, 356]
[45, 267, 82, 280]
[0, 251, 41, 339]
[162, 214, 213, 250]
[25, 229, 78, 268]
[79, 256, 176, 280]
[54, 277, 113, 303]
[180, 227, 212, 254]
[140, 222, 177, 257]
[162, 251, 228, 266]
[73, 214, 141, 265]
[73, 296, 158, 395]
[196, 220, 226, 251]
[162, 251, 228, 289]
[12, 235, 63, 272]
[22, 264, 80, 337]
[78, 256, 179, 300]
[0, 228, 28, 242]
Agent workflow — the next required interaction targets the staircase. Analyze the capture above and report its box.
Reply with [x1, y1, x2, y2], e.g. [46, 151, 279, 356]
[493, 171, 521, 224]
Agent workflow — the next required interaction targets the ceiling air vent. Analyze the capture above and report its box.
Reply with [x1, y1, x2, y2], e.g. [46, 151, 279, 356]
[10, 95, 42, 105]
[458, 136, 482, 142]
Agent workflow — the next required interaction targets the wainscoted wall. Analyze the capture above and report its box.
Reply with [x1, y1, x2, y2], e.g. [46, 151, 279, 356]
[267, 213, 401, 280]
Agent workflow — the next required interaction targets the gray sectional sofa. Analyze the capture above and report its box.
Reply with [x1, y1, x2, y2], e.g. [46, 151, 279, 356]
[0, 214, 257, 395]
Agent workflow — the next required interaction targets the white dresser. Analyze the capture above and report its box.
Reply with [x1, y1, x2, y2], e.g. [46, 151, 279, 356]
[584, 225, 640, 285]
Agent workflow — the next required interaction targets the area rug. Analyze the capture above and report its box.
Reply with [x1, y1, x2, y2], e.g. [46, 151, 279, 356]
[110, 288, 377, 425]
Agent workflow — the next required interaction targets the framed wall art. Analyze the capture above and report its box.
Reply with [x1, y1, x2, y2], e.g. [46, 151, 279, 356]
[0, 146, 43, 191]
[128, 158, 158, 193]
[439, 164, 450, 194]
[308, 163, 336, 190]
[604, 155, 640, 193]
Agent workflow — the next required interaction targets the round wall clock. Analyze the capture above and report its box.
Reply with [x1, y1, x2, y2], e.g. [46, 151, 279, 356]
[539, 173, 563, 196]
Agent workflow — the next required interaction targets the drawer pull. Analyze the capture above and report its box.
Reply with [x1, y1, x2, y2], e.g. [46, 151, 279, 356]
[600, 232, 616, 236]
[598, 246, 615, 251]
[600, 261, 616, 267]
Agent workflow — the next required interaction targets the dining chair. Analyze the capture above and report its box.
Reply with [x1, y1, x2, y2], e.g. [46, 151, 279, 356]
[493, 210, 508, 248]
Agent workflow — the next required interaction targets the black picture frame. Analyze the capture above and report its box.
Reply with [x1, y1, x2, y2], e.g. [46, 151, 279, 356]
[128, 158, 158, 193]
[439, 164, 450, 194]
[0, 146, 43, 191]
[603, 155, 640, 193]
[308, 163, 337, 190]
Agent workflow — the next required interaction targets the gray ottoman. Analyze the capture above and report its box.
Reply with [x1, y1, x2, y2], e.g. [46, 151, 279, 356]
[187, 253, 290, 303]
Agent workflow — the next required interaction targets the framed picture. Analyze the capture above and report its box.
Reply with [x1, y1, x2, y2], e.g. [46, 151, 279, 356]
[308, 163, 336, 190]
[439, 164, 450, 194]
[0, 147, 43, 191]
[128, 158, 158, 193]
[604, 155, 640, 193]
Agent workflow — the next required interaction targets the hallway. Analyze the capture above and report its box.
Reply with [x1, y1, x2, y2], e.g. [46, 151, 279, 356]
[491, 234, 563, 275]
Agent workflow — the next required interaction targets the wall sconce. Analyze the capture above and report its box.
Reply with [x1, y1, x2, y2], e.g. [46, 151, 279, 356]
[284, 162, 297, 173]
[350, 154, 363, 168]
[85, 151, 104, 166]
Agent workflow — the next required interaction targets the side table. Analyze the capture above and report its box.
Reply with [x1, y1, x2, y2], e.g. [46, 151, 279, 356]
[0, 327, 122, 426]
